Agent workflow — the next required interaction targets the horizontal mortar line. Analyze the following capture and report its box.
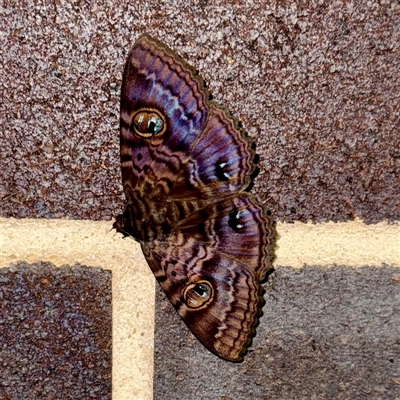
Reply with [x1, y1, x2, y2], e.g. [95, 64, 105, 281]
[1, 217, 399, 269]
[0, 217, 399, 400]
[275, 218, 399, 268]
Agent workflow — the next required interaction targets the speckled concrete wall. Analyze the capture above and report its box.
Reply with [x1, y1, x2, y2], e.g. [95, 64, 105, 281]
[1, 0, 399, 399]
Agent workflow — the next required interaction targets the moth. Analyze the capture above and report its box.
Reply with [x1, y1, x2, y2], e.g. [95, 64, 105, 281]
[114, 34, 275, 361]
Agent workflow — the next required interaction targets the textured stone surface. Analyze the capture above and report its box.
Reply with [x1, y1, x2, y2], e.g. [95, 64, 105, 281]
[0, 262, 112, 400]
[1, 0, 399, 399]
[1, 1, 399, 223]
[154, 266, 400, 400]
[1, 218, 155, 399]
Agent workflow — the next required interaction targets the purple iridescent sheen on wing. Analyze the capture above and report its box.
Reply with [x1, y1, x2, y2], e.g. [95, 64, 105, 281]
[114, 34, 275, 362]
